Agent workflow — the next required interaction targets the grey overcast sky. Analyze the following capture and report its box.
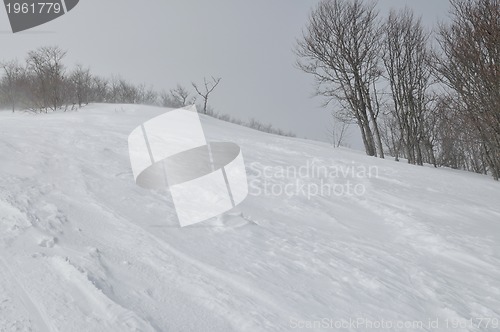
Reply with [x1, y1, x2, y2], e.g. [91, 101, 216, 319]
[0, 0, 451, 148]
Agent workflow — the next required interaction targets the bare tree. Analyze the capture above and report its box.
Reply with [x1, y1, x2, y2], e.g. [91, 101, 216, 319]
[435, 0, 500, 180]
[26, 46, 67, 112]
[296, 0, 385, 158]
[380, 112, 403, 161]
[69, 64, 92, 107]
[0, 60, 26, 112]
[192, 76, 221, 114]
[382, 8, 433, 165]
[327, 112, 350, 148]
[171, 84, 192, 106]
[160, 84, 194, 108]
[160, 90, 178, 108]
[107, 76, 121, 103]
[118, 78, 139, 104]
[136, 84, 158, 105]
[89, 76, 109, 103]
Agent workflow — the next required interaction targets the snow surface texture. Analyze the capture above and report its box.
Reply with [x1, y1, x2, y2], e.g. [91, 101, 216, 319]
[0, 104, 499, 332]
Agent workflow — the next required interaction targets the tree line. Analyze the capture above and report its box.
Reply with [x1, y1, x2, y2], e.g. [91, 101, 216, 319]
[296, 0, 500, 180]
[0, 46, 295, 137]
[0, 46, 218, 113]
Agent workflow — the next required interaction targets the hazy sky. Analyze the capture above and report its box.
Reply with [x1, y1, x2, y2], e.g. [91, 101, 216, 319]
[0, 0, 451, 148]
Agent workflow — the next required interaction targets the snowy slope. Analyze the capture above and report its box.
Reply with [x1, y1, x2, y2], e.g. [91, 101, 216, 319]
[0, 104, 499, 332]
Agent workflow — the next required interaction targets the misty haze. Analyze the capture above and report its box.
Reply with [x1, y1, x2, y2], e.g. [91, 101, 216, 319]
[0, 0, 499, 331]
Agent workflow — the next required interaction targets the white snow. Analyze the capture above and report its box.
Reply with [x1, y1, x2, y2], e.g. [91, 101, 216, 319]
[0, 104, 499, 331]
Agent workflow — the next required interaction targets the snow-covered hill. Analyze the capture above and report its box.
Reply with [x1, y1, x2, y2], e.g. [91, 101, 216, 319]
[1, 104, 499, 332]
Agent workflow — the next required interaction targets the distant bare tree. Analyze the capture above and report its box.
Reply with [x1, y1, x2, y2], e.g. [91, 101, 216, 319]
[118, 78, 139, 104]
[0, 60, 26, 112]
[89, 76, 108, 103]
[171, 84, 192, 106]
[192, 77, 221, 114]
[160, 90, 177, 108]
[296, 0, 385, 158]
[328, 113, 350, 148]
[160, 84, 194, 108]
[69, 64, 92, 107]
[107, 76, 121, 103]
[380, 112, 403, 161]
[26, 46, 67, 112]
[137, 84, 158, 105]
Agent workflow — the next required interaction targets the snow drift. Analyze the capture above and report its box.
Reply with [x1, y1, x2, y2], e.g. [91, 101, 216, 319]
[0, 104, 499, 331]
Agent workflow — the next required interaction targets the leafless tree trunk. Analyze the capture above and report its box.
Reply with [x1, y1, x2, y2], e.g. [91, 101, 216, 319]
[171, 84, 192, 106]
[296, 0, 384, 158]
[136, 84, 158, 105]
[0, 60, 25, 112]
[26, 46, 67, 112]
[435, 0, 500, 180]
[89, 76, 108, 103]
[329, 113, 350, 148]
[161, 84, 195, 108]
[192, 77, 221, 114]
[69, 64, 92, 107]
[380, 113, 403, 161]
[382, 8, 432, 166]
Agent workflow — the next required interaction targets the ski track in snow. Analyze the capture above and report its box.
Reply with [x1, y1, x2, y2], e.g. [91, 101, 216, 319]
[0, 104, 499, 331]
